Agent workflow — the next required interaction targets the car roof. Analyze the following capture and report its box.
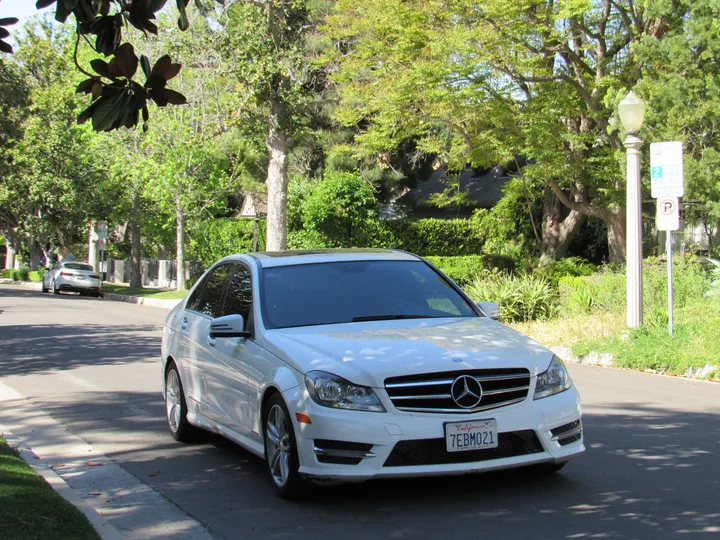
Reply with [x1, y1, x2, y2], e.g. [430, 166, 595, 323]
[243, 249, 422, 268]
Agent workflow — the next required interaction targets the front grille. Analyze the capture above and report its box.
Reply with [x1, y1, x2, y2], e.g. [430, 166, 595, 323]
[384, 430, 543, 467]
[385, 369, 531, 414]
[550, 420, 583, 446]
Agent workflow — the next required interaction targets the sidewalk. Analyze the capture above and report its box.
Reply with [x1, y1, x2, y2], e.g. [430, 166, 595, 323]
[0, 383, 214, 540]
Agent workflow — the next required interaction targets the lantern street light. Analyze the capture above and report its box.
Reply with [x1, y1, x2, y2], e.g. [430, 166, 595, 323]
[618, 90, 646, 328]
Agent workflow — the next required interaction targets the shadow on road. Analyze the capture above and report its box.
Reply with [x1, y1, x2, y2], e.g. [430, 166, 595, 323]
[30, 387, 720, 540]
[0, 323, 159, 376]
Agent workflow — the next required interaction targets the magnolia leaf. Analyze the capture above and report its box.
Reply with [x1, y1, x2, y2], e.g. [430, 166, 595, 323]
[0, 18, 20, 26]
[91, 91, 127, 131]
[140, 54, 151, 79]
[0, 39, 13, 53]
[90, 59, 115, 79]
[114, 43, 138, 79]
[164, 89, 187, 105]
[165, 63, 182, 81]
[151, 54, 172, 78]
[176, 0, 189, 31]
[36, 0, 57, 9]
[0, 28, 9, 39]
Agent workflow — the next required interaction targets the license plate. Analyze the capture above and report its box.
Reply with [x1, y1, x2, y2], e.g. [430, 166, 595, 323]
[445, 419, 498, 452]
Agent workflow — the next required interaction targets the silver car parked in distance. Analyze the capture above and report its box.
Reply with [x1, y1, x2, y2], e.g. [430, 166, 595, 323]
[42, 261, 102, 297]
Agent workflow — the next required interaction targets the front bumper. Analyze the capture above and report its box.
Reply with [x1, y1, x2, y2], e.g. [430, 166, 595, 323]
[283, 384, 584, 482]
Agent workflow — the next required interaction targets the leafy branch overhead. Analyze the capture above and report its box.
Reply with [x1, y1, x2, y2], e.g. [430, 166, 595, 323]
[2, 0, 224, 130]
[76, 44, 186, 131]
[0, 17, 19, 53]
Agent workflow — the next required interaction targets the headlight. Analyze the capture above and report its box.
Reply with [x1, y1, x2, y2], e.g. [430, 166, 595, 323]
[534, 356, 571, 400]
[305, 371, 385, 412]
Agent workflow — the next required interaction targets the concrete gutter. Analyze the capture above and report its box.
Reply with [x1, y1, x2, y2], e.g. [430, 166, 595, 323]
[1, 427, 125, 540]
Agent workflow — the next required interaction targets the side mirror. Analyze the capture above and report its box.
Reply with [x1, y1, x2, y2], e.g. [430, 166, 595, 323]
[209, 314, 250, 339]
[476, 301, 501, 321]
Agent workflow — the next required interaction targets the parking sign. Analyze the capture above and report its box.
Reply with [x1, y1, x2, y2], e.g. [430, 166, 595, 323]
[656, 197, 680, 231]
[650, 142, 684, 198]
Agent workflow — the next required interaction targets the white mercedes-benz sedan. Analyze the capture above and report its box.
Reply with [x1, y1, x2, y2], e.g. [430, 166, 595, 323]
[161, 249, 583, 498]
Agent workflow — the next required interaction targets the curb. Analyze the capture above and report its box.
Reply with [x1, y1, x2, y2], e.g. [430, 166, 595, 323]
[1, 426, 125, 540]
[100, 292, 182, 310]
[1, 280, 181, 310]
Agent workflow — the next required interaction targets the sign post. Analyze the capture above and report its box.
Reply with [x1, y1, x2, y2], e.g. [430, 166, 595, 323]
[97, 222, 108, 281]
[651, 142, 684, 337]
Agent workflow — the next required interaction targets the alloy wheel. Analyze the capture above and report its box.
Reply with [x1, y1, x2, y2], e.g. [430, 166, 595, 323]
[265, 404, 291, 488]
[166, 369, 182, 434]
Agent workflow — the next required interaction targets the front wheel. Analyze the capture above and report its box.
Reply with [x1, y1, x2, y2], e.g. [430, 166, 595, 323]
[264, 394, 307, 499]
[165, 364, 197, 442]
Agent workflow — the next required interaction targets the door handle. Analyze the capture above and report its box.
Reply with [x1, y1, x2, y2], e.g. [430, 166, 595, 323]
[207, 336, 216, 347]
[180, 317, 188, 330]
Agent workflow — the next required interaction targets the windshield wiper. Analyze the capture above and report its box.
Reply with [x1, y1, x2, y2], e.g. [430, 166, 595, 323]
[351, 314, 430, 322]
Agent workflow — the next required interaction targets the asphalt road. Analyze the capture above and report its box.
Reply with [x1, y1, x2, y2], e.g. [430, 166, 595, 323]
[1, 284, 719, 540]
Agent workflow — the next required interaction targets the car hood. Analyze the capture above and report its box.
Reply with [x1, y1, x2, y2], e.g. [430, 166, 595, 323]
[261, 318, 553, 388]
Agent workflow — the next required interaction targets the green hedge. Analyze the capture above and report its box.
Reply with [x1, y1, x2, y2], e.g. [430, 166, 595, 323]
[188, 218, 266, 269]
[380, 219, 485, 256]
[1, 269, 28, 281]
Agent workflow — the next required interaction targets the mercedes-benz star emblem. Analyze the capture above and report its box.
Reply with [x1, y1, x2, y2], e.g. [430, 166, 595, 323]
[450, 375, 483, 409]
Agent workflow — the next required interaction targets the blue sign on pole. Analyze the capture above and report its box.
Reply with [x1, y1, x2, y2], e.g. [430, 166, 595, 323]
[651, 166, 663, 179]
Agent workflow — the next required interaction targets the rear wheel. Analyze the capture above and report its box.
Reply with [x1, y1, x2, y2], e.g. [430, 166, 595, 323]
[165, 364, 197, 442]
[52, 280, 59, 295]
[263, 394, 307, 499]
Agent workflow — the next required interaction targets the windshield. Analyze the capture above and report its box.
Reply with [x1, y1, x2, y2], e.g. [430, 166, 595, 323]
[261, 260, 478, 329]
[63, 263, 94, 271]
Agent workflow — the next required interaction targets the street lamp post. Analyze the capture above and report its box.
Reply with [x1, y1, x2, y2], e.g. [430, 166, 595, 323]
[618, 91, 646, 328]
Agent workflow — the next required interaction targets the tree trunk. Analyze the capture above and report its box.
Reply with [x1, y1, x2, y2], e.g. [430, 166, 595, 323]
[265, 97, 290, 252]
[29, 237, 43, 269]
[539, 187, 586, 264]
[5, 231, 16, 270]
[130, 193, 142, 289]
[88, 222, 99, 271]
[176, 199, 186, 291]
[606, 211, 626, 263]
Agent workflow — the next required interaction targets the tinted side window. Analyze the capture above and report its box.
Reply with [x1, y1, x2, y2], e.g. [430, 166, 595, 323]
[221, 264, 253, 328]
[188, 264, 232, 317]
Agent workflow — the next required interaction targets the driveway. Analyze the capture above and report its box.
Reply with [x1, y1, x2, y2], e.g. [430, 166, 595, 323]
[0, 284, 718, 539]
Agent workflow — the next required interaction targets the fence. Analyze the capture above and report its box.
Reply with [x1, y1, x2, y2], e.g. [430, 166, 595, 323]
[102, 258, 201, 289]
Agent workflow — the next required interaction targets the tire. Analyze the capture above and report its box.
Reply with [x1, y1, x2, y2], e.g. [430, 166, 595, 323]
[165, 364, 197, 442]
[52, 280, 60, 295]
[263, 393, 307, 499]
[41, 282, 48, 293]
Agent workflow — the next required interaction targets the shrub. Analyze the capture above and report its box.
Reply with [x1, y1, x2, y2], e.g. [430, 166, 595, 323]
[465, 271, 559, 322]
[425, 256, 484, 286]
[559, 256, 711, 315]
[28, 269, 47, 282]
[188, 218, 266, 268]
[302, 171, 378, 247]
[535, 257, 596, 285]
[17, 268, 29, 281]
[1, 269, 15, 279]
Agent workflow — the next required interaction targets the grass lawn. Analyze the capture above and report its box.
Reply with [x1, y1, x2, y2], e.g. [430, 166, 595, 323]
[101, 283, 187, 300]
[0, 437, 100, 540]
[512, 295, 720, 379]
